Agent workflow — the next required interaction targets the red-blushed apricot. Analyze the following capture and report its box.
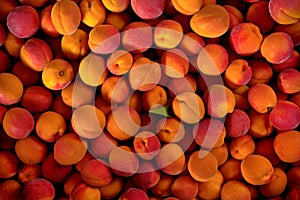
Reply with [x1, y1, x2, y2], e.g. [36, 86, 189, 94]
[220, 180, 251, 200]
[12, 61, 40, 86]
[171, 0, 202, 15]
[63, 172, 83, 197]
[248, 59, 273, 85]
[229, 134, 256, 160]
[247, 83, 277, 113]
[61, 80, 94, 108]
[272, 50, 300, 73]
[3, 107, 34, 139]
[286, 188, 300, 200]
[99, 176, 124, 199]
[4, 33, 24, 59]
[260, 32, 294, 64]
[142, 85, 167, 111]
[224, 59, 252, 88]
[18, 164, 41, 184]
[269, 0, 300, 25]
[88, 24, 120, 54]
[15, 135, 48, 165]
[254, 138, 280, 166]
[188, 150, 218, 182]
[80, 0, 106, 27]
[178, 32, 205, 56]
[223, 5, 244, 30]
[161, 48, 189, 78]
[53, 133, 87, 165]
[171, 174, 198, 200]
[109, 145, 139, 177]
[203, 84, 236, 118]
[133, 131, 161, 160]
[277, 69, 300, 94]
[151, 173, 175, 197]
[0, 73, 23, 105]
[90, 131, 118, 158]
[107, 50, 133, 75]
[246, 1, 275, 33]
[156, 117, 185, 143]
[79, 53, 108, 87]
[197, 44, 229, 76]
[193, 118, 226, 149]
[36, 111, 66, 142]
[259, 168, 287, 197]
[248, 109, 274, 138]
[287, 167, 300, 188]
[0, 50, 10, 73]
[20, 38, 53, 72]
[21, 86, 52, 113]
[211, 143, 229, 166]
[219, 158, 243, 181]
[269, 100, 300, 131]
[102, 0, 130, 12]
[21, 179, 55, 200]
[40, 5, 60, 37]
[61, 29, 89, 60]
[241, 154, 274, 185]
[131, 0, 165, 20]
[172, 92, 205, 124]
[274, 130, 300, 163]
[274, 20, 300, 46]
[6, 5, 39, 38]
[41, 153, 72, 184]
[51, 0, 81, 35]
[107, 106, 141, 141]
[80, 159, 113, 187]
[225, 109, 250, 138]
[190, 4, 230, 38]
[0, 150, 19, 178]
[0, 179, 22, 200]
[232, 85, 250, 110]
[198, 170, 224, 199]
[101, 76, 130, 104]
[119, 188, 150, 200]
[74, 152, 94, 172]
[155, 143, 185, 175]
[167, 74, 197, 98]
[133, 161, 161, 189]
[291, 92, 300, 107]
[104, 11, 131, 31]
[42, 59, 74, 90]
[229, 23, 263, 56]
[69, 182, 101, 200]
[121, 22, 153, 53]
[154, 20, 183, 49]
[129, 57, 161, 91]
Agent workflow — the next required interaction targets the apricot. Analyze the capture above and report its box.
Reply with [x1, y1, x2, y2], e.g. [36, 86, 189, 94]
[224, 59, 252, 88]
[220, 180, 251, 200]
[248, 109, 274, 138]
[0, 73, 23, 105]
[74, 152, 94, 172]
[21, 86, 53, 113]
[129, 57, 161, 91]
[18, 164, 41, 184]
[247, 83, 277, 113]
[80, 0, 106, 27]
[104, 11, 132, 31]
[90, 131, 118, 158]
[219, 158, 243, 181]
[260, 32, 294, 64]
[151, 174, 175, 197]
[131, 0, 165, 20]
[3, 107, 34, 140]
[204, 84, 236, 118]
[6, 5, 39, 38]
[269, 0, 300, 25]
[274, 130, 300, 163]
[53, 133, 87, 165]
[277, 69, 300, 94]
[171, 0, 202, 15]
[107, 105, 141, 141]
[269, 100, 300, 131]
[51, 0, 81, 35]
[41, 153, 72, 183]
[88, 24, 120, 54]
[15, 135, 48, 165]
[254, 138, 280, 166]
[156, 117, 185, 143]
[50, 96, 72, 120]
[40, 5, 60, 37]
[190, 4, 230, 38]
[248, 59, 273, 85]
[133, 131, 161, 160]
[241, 154, 274, 185]
[119, 188, 150, 200]
[0, 150, 19, 178]
[12, 61, 40, 87]
[99, 176, 124, 199]
[188, 150, 218, 182]
[107, 50, 133, 75]
[287, 167, 300, 188]
[132, 161, 161, 189]
[0, 179, 22, 200]
[69, 182, 101, 200]
[63, 172, 83, 197]
[211, 143, 229, 166]
[286, 188, 300, 200]
[142, 85, 167, 111]
[197, 44, 229, 76]
[155, 143, 185, 175]
[259, 168, 287, 197]
[21, 179, 55, 200]
[167, 74, 197, 98]
[178, 32, 205, 56]
[42, 59, 74, 90]
[154, 20, 183, 49]
[20, 38, 53, 72]
[171, 174, 198, 200]
[274, 21, 300, 46]
[229, 134, 256, 160]
[223, 5, 244, 30]
[225, 109, 250, 138]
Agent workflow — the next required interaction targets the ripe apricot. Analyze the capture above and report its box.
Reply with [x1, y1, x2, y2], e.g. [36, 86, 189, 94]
[0, 73, 23, 105]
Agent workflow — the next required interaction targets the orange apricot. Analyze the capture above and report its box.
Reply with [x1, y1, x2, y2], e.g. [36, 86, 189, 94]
[220, 180, 251, 200]
[0, 73, 23, 105]
[248, 109, 274, 138]
[0, 150, 19, 178]
[79, 0, 106, 27]
[219, 158, 243, 181]
[171, 0, 203, 15]
[142, 85, 167, 111]
[171, 175, 199, 200]
[259, 168, 287, 197]
[0, 179, 22, 200]
[151, 174, 175, 197]
[254, 138, 280, 166]
[18, 164, 41, 184]
[229, 134, 256, 160]
[156, 117, 185, 143]
[198, 170, 224, 199]
[107, 50, 133, 75]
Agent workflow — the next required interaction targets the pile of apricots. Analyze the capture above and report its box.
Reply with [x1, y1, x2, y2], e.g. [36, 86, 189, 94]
[0, 0, 300, 199]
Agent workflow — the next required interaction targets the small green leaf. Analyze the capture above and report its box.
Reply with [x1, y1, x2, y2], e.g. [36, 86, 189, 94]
[149, 106, 171, 117]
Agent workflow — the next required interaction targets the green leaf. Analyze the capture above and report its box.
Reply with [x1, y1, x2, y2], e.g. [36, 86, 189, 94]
[149, 106, 171, 117]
